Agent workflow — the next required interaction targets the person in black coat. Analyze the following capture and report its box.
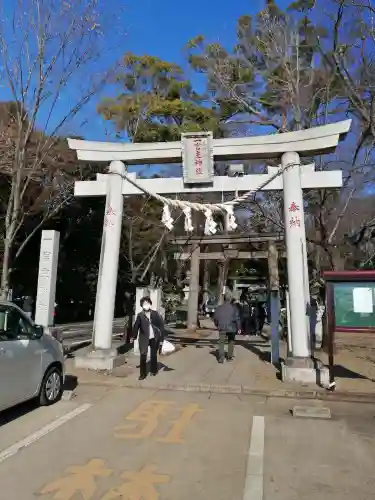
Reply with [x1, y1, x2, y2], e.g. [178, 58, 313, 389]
[132, 296, 165, 380]
[23, 296, 33, 319]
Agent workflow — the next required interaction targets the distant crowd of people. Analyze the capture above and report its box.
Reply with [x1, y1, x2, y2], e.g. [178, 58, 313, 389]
[201, 290, 267, 336]
[236, 292, 267, 336]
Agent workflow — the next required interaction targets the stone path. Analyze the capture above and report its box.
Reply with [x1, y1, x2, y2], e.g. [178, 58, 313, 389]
[123, 332, 289, 392]
[65, 319, 375, 399]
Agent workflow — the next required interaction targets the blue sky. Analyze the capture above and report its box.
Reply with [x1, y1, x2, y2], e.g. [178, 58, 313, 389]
[0, 0, 291, 141]
[90, 0, 290, 140]
[123, 0, 290, 71]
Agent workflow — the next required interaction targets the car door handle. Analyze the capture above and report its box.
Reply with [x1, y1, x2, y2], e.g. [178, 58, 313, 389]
[0, 347, 6, 355]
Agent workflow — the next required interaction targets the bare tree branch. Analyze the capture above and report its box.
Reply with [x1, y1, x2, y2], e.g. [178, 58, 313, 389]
[0, 0, 116, 297]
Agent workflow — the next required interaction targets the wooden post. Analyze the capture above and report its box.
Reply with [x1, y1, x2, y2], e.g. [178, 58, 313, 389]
[187, 243, 200, 330]
[202, 246, 210, 305]
[325, 281, 335, 386]
[268, 241, 280, 366]
[268, 241, 279, 291]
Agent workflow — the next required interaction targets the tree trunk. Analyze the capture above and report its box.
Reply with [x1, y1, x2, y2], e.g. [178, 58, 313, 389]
[2, 145, 24, 299]
[1, 206, 18, 300]
[330, 247, 346, 271]
[176, 260, 183, 289]
[310, 242, 321, 274]
[0, 236, 11, 299]
[202, 246, 210, 303]
[149, 273, 155, 287]
[217, 260, 230, 305]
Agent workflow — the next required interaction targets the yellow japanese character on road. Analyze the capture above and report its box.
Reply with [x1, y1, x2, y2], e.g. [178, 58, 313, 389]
[114, 399, 203, 443]
[101, 464, 170, 500]
[114, 400, 173, 439]
[157, 403, 203, 444]
[39, 458, 112, 500]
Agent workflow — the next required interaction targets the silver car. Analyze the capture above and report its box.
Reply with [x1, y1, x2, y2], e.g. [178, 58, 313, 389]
[0, 300, 65, 412]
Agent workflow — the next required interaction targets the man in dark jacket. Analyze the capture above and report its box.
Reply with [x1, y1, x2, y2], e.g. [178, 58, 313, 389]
[23, 296, 33, 319]
[132, 296, 165, 380]
[213, 291, 241, 363]
[241, 299, 251, 335]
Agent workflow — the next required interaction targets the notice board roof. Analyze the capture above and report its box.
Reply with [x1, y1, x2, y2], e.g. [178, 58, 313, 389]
[323, 270, 375, 282]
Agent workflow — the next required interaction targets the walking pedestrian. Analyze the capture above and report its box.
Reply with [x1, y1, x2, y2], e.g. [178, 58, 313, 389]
[257, 301, 266, 334]
[23, 296, 33, 320]
[132, 296, 165, 380]
[241, 298, 251, 336]
[213, 291, 241, 363]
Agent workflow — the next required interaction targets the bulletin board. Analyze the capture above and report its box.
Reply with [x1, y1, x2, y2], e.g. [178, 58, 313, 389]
[333, 282, 375, 328]
[324, 271, 375, 333]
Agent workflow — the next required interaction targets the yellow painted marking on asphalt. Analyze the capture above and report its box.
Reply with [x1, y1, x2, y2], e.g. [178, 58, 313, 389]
[39, 458, 112, 500]
[156, 403, 203, 444]
[100, 464, 170, 500]
[114, 400, 173, 439]
[114, 400, 203, 443]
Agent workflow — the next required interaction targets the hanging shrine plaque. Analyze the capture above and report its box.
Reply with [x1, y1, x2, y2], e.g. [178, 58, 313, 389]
[182, 131, 214, 184]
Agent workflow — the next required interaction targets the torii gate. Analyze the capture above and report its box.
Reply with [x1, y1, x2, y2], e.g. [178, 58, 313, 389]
[68, 120, 351, 383]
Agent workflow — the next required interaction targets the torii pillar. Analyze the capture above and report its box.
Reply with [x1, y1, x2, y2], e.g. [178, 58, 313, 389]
[76, 160, 126, 370]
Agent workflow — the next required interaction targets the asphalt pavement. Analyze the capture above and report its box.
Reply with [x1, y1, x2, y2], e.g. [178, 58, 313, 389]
[0, 384, 374, 499]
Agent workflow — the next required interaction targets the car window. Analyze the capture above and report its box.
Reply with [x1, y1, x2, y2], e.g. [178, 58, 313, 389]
[0, 305, 33, 341]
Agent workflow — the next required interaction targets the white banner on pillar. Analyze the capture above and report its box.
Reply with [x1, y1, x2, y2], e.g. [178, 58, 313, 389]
[35, 230, 60, 327]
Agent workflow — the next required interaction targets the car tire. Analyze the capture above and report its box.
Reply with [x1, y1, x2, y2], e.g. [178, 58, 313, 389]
[39, 366, 63, 406]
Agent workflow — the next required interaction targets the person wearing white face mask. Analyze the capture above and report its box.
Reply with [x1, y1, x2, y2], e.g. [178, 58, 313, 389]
[132, 296, 165, 380]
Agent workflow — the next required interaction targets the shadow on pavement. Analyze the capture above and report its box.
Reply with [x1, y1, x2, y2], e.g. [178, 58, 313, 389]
[117, 343, 136, 355]
[158, 363, 174, 372]
[66, 340, 134, 358]
[0, 399, 40, 427]
[0, 375, 80, 427]
[333, 364, 375, 382]
[238, 341, 275, 364]
[65, 341, 91, 358]
[64, 374, 78, 391]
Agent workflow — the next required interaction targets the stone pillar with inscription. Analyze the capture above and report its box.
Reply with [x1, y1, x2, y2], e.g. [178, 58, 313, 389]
[148, 288, 163, 316]
[35, 230, 60, 328]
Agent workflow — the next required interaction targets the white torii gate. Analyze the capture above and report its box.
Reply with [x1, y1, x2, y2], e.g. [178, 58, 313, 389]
[68, 120, 351, 383]
[76, 163, 339, 332]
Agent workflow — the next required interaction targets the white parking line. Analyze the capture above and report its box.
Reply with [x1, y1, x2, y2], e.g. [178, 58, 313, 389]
[0, 404, 91, 465]
[243, 415, 265, 500]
